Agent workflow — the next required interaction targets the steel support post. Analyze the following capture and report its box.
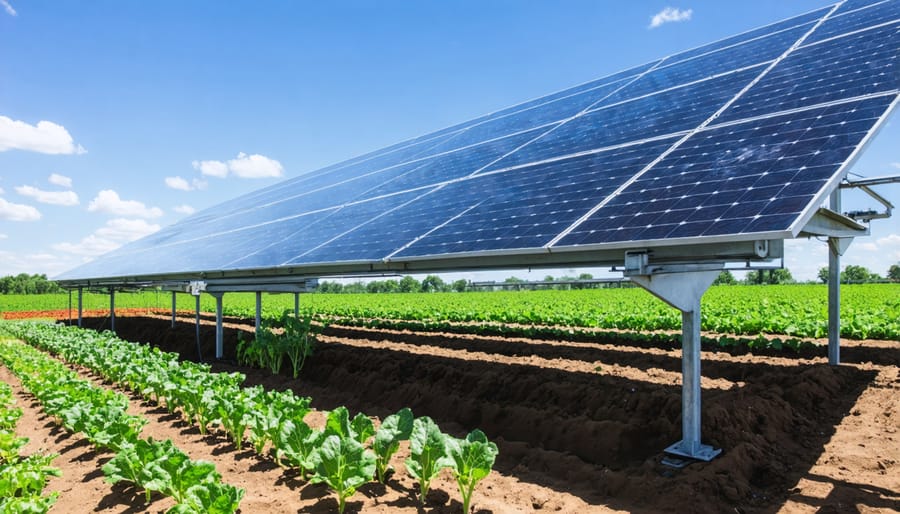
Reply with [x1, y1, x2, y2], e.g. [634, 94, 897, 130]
[255, 291, 262, 335]
[110, 288, 116, 333]
[77, 287, 83, 327]
[629, 269, 721, 462]
[294, 293, 299, 318]
[171, 292, 177, 329]
[215, 293, 225, 359]
[828, 190, 842, 366]
[195, 295, 202, 361]
[68, 290, 72, 326]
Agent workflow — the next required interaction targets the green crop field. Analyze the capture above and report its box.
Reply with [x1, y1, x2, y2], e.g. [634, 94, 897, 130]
[3, 283, 898, 341]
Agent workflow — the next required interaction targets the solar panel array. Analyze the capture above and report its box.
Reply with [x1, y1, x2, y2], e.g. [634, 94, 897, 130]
[58, 0, 900, 282]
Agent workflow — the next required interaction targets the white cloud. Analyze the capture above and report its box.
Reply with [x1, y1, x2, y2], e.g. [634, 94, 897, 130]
[0, 197, 41, 221]
[192, 159, 229, 178]
[53, 218, 161, 257]
[87, 189, 163, 218]
[192, 152, 284, 179]
[892, 162, 900, 169]
[14, 185, 79, 206]
[165, 176, 192, 191]
[0, 234, 7, 240]
[0, 116, 86, 154]
[228, 152, 284, 178]
[649, 7, 693, 29]
[174, 204, 196, 215]
[1, 0, 15, 16]
[0, 187, 4, 194]
[164, 176, 207, 191]
[48, 173, 73, 188]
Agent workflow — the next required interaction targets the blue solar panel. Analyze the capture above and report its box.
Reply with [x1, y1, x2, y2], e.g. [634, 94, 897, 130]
[555, 95, 895, 247]
[56, 0, 900, 282]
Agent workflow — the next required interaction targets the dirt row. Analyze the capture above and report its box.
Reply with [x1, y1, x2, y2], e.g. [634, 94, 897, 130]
[3, 313, 898, 513]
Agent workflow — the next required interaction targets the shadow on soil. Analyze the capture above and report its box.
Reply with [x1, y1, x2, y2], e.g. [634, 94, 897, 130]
[72, 315, 882, 514]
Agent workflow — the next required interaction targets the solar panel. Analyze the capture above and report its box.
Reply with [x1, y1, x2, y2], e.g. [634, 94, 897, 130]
[57, 0, 900, 283]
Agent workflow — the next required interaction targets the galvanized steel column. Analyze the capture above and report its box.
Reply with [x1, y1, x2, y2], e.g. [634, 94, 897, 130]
[195, 295, 202, 360]
[255, 291, 262, 335]
[77, 287, 83, 327]
[681, 305, 702, 455]
[171, 291, 177, 329]
[828, 190, 841, 366]
[216, 294, 224, 359]
[110, 288, 116, 333]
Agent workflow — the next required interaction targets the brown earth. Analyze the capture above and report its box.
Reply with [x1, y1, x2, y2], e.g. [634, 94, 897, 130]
[2, 312, 898, 513]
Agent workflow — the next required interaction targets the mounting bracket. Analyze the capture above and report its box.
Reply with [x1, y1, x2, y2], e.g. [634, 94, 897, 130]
[624, 251, 723, 462]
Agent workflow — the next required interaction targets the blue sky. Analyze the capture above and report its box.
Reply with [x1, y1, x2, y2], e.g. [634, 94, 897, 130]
[1, 0, 898, 283]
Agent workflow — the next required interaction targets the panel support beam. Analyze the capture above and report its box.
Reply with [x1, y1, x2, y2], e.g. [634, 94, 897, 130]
[110, 288, 116, 333]
[828, 190, 844, 366]
[171, 292, 177, 329]
[626, 257, 721, 462]
[213, 293, 225, 360]
[255, 291, 262, 336]
[77, 287, 83, 328]
[194, 294, 202, 361]
[294, 293, 300, 318]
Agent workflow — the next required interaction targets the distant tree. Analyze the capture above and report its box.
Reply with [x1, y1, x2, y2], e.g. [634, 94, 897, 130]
[577, 273, 593, 280]
[543, 275, 554, 282]
[398, 276, 421, 293]
[744, 268, 794, 285]
[817, 267, 830, 284]
[0, 273, 62, 295]
[841, 265, 879, 283]
[889, 263, 900, 282]
[316, 281, 343, 293]
[343, 281, 367, 294]
[504, 277, 525, 283]
[712, 270, 737, 285]
[421, 275, 446, 293]
[451, 279, 468, 292]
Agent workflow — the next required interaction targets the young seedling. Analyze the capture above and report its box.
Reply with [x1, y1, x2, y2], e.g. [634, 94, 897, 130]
[446, 429, 499, 514]
[404, 416, 452, 504]
[372, 407, 413, 483]
[310, 435, 376, 514]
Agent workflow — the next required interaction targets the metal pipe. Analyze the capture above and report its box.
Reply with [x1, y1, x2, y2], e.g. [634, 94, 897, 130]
[828, 240, 841, 365]
[828, 189, 841, 366]
[216, 294, 224, 359]
[255, 291, 262, 334]
[110, 288, 116, 333]
[195, 295, 202, 361]
[77, 287, 83, 327]
[682, 306, 702, 454]
[294, 293, 299, 318]
[67, 290, 72, 326]
[171, 292, 177, 329]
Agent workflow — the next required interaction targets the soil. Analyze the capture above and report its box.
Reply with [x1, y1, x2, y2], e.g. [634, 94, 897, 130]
[2, 311, 898, 513]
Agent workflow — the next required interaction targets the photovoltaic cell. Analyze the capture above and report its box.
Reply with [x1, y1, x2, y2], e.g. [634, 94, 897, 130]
[555, 95, 895, 247]
[56, 0, 900, 282]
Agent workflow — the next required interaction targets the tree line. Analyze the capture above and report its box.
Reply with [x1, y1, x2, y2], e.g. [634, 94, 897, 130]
[2, 262, 899, 296]
[0, 274, 64, 294]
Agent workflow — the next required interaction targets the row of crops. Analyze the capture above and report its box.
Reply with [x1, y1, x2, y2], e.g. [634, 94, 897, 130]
[0, 321, 498, 514]
[0, 380, 60, 512]
[4, 284, 899, 340]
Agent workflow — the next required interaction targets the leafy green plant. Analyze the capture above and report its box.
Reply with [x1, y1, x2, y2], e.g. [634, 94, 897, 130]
[446, 429, 499, 514]
[276, 419, 324, 477]
[309, 434, 376, 514]
[405, 416, 452, 504]
[168, 482, 245, 514]
[372, 407, 413, 483]
[0, 453, 61, 508]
